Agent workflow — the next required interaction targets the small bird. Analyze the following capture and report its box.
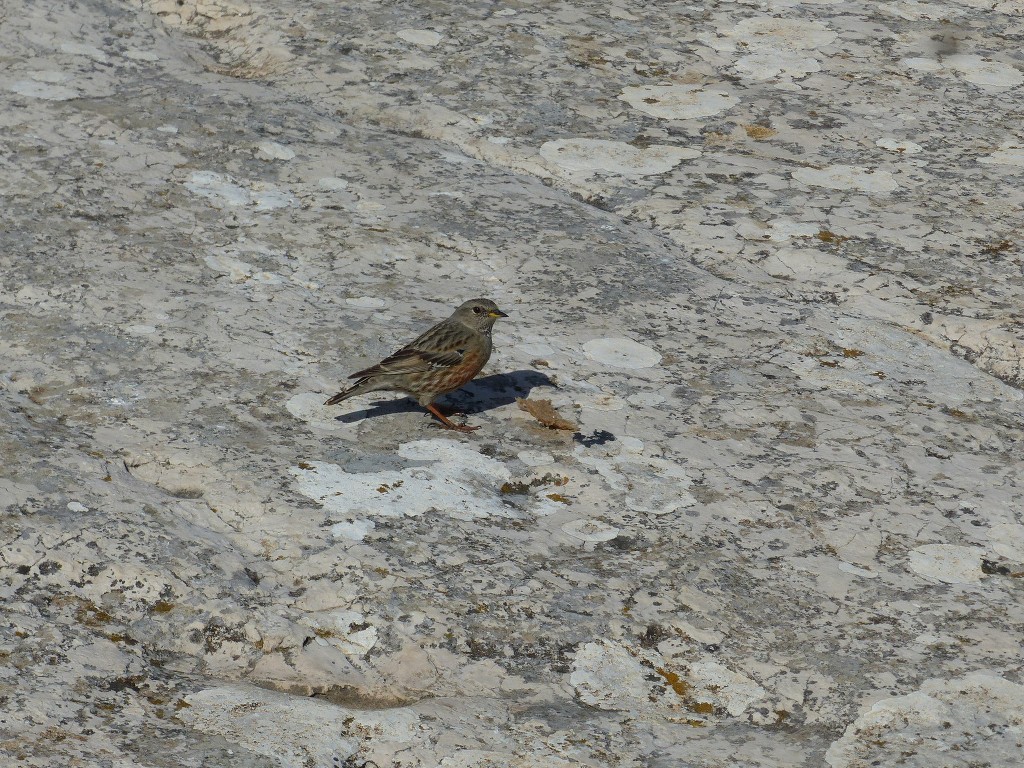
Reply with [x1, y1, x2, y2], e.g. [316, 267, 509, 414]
[325, 298, 508, 432]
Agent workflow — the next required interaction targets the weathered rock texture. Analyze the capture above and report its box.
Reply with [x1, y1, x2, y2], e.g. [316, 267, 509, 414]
[2, 1, 1022, 766]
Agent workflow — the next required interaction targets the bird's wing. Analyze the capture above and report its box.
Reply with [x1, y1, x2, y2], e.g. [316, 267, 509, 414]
[349, 320, 473, 379]
[349, 345, 465, 379]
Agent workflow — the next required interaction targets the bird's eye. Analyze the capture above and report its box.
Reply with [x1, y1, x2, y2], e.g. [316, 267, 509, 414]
[472, 306, 482, 314]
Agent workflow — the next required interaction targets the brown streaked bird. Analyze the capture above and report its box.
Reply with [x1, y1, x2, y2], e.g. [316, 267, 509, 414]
[325, 298, 508, 433]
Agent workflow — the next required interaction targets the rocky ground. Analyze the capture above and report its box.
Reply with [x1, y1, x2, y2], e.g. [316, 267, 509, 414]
[2, 1, 1023, 766]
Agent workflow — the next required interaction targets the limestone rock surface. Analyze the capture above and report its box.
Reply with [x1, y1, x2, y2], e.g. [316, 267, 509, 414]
[2, 1, 1023, 766]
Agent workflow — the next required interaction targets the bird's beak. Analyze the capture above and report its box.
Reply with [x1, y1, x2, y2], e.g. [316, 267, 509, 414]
[489, 309, 508, 318]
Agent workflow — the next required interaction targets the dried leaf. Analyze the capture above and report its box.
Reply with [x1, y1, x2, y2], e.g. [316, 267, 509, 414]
[517, 397, 576, 430]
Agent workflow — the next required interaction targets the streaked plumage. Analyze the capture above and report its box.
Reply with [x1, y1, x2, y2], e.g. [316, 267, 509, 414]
[325, 298, 508, 432]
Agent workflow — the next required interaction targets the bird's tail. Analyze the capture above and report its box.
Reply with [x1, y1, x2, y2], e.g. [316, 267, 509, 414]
[324, 377, 375, 406]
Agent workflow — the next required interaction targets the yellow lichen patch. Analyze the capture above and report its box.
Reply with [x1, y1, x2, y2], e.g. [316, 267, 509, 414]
[842, 348, 865, 358]
[743, 124, 776, 140]
[296, 461, 314, 470]
[546, 493, 571, 504]
[149, 601, 175, 614]
[656, 667, 690, 697]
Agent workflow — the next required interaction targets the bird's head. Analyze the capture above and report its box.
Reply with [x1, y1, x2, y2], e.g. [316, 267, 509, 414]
[453, 298, 508, 331]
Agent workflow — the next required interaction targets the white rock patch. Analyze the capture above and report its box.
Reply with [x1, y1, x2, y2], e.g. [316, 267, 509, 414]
[902, 57, 943, 73]
[518, 450, 554, 467]
[561, 518, 620, 543]
[688, 661, 766, 717]
[539, 138, 699, 178]
[735, 50, 821, 81]
[60, 42, 109, 61]
[397, 29, 442, 47]
[255, 140, 296, 161]
[569, 641, 651, 710]
[989, 522, 1024, 561]
[300, 610, 378, 655]
[575, 447, 697, 517]
[290, 439, 511, 520]
[9, 80, 80, 101]
[185, 171, 297, 210]
[979, 143, 1024, 167]
[825, 674, 1024, 768]
[345, 296, 387, 308]
[876, 138, 923, 154]
[619, 85, 738, 120]
[792, 165, 898, 193]
[286, 392, 348, 431]
[713, 17, 838, 51]
[582, 338, 661, 369]
[945, 55, 1023, 89]
[180, 685, 420, 768]
[330, 517, 376, 541]
[317, 176, 350, 191]
[907, 543, 985, 584]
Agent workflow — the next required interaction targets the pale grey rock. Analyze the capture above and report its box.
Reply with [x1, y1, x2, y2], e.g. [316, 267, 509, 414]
[2, 0, 1024, 766]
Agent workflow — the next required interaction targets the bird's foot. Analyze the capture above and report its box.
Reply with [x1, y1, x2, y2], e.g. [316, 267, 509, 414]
[444, 422, 480, 433]
[426, 403, 479, 433]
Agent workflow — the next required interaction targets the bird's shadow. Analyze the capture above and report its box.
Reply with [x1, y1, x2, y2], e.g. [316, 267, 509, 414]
[332, 369, 556, 425]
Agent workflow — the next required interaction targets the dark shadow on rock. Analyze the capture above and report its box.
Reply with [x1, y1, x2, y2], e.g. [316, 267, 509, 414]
[331, 369, 556, 424]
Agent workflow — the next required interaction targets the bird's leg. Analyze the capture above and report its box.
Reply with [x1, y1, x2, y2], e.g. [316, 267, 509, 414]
[425, 403, 479, 432]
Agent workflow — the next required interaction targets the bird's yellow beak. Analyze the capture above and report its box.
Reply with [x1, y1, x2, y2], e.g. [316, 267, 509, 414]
[489, 309, 508, 318]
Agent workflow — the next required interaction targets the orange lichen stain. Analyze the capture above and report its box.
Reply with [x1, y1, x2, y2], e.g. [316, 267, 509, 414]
[106, 633, 138, 646]
[656, 668, 690, 697]
[297, 461, 314, 470]
[502, 474, 570, 495]
[841, 348, 865, 358]
[691, 701, 715, 714]
[819, 360, 839, 368]
[546, 493, 571, 504]
[75, 600, 114, 627]
[818, 230, 848, 244]
[980, 239, 1013, 255]
[149, 601, 174, 614]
